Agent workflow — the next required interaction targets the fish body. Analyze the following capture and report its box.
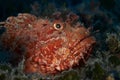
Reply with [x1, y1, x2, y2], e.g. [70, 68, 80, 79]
[0, 13, 95, 75]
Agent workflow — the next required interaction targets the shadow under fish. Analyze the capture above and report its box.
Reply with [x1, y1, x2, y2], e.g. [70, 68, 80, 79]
[0, 49, 23, 67]
[0, 26, 6, 35]
[0, 26, 22, 66]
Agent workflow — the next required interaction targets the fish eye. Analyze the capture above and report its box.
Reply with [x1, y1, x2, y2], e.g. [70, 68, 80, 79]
[56, 24, 61, 28]
[53, 23, 63, 30]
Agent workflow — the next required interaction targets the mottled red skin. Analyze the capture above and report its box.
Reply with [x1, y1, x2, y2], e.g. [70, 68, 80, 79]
[0, 13, 96, 75]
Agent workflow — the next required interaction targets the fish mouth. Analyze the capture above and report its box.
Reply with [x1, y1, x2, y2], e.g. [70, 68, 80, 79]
[67, 34, 96, 64]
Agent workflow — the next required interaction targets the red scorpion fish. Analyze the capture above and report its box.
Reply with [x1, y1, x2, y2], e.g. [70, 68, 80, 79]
[0, 12, 96, 75]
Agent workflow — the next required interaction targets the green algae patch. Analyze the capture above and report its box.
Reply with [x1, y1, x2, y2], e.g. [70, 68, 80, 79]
[0, 64, 12, 73]
[92, 63, 106, 80]
[56, 70, 80, 80]
[0, 73, 6, 80]
[13, 77, 28, 80]
[109, 55, 120, 67]
[106, 33, 120, 54]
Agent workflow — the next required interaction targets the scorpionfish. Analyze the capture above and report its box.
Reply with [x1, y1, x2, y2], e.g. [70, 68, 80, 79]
[0, 12, 96, 75]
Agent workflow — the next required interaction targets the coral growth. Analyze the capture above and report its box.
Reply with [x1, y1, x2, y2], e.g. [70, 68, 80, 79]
[0, 12, 95, 76]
